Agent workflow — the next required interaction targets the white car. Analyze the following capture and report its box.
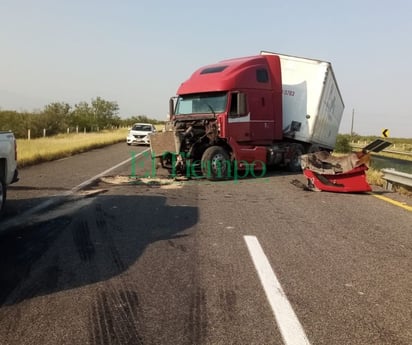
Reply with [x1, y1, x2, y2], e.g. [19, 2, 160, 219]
[126, 123, 157, 146]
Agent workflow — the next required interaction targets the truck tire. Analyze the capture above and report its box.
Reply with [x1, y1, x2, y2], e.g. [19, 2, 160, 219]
[201, 146, 230, 181]
[287, 145, 304, 172]
[0, 178, 6, 216]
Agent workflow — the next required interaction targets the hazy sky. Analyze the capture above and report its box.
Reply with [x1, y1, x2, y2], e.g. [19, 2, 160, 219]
[1, 0, 411, 137]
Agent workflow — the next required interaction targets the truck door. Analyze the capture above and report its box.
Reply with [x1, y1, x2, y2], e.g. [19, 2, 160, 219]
[226, 92, 251, 142]
[247, 89, 275, 142]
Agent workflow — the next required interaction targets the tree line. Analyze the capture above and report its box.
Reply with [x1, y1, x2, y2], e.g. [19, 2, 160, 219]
[0, 97, 163, 139]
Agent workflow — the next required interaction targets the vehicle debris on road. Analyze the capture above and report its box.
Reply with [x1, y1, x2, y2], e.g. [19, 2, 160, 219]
[301, 139, 392, 193]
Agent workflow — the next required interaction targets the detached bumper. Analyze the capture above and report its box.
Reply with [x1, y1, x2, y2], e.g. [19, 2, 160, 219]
[303, 165, 372, 193]
[301, 151, 372, 193]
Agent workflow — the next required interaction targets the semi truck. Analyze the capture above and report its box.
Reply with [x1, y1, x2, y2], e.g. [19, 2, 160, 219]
[0, 131, 18, 215]
[150, 51, 344, 180]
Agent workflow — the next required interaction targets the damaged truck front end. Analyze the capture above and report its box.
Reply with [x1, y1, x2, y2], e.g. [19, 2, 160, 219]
[150, 93, 229, 178]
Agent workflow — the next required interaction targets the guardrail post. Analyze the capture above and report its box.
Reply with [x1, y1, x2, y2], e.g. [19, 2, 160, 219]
[385, 180, 394, 191]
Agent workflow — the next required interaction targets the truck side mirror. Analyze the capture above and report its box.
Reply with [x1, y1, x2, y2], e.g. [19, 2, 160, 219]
[169, 97, 176, 116]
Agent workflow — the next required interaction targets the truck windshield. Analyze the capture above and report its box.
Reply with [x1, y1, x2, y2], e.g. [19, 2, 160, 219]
[175, 92, 227, 115]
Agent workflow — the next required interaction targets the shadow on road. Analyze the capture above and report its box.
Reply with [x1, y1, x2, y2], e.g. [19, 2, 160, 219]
[0, 193, 198, 306]
[8, 185, 71, 192]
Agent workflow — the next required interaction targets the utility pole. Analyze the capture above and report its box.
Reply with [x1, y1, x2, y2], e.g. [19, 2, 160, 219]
[350, 108, 355, 137]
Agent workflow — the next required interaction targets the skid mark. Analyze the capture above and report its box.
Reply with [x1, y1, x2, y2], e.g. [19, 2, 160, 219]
[167, 239, 188, 253]
[89, 287, 145, 345]
[72, 220, 95, 262]
[95, 203, 126, 272]
[186, 287, 208, 345]
[218, 288, 237, 321]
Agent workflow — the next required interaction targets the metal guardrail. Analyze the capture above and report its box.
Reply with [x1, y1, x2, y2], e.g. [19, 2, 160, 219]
[350, 143, 412, 157]
[382, 149, 412, 157]
[381, 168, 412, 190]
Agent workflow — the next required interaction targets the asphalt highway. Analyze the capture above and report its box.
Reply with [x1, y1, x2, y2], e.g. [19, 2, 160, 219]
[1, 143, 411, 345]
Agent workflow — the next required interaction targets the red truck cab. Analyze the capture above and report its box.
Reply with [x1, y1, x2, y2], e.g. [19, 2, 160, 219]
[174, 54, 283, 142]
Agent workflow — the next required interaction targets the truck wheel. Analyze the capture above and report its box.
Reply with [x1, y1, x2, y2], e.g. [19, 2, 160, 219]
[201, 146, 230, 181]
[288, 145, 304, 172]
[0, 179, 6, 216]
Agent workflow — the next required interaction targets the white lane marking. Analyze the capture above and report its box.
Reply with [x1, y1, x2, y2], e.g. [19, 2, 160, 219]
[1, 149, 150, 231]
[69, 148, 150, 193]
[244, 235, 311, 345]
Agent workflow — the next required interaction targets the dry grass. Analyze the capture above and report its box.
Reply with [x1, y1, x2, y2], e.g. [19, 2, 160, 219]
[155, 124, 166, 131]
[396, 186, 412, 197]
[16, 129, 127, 167]
[366, 167, 385, 186]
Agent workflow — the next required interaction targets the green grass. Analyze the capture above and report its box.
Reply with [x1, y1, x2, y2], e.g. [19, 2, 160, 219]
[16, 129, 127, 168]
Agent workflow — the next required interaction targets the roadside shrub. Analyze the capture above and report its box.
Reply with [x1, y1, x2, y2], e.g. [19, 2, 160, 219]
[334, 135, 352, 153]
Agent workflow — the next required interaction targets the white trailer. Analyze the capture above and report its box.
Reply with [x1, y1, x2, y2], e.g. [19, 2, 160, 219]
[261, 51, 345, 150]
